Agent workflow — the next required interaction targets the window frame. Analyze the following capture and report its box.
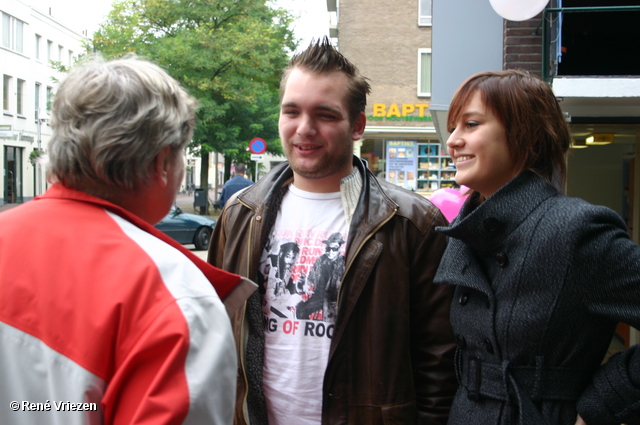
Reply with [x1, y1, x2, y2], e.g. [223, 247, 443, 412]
[3, 75, 12, 112]
[35, 34, 41, 60]
[417, 48, 432, 98]
[17, 79, 25, 116]
[419, 0, 432, 27]
[2, 12, 24, 53]
[35, 82, 41, 118]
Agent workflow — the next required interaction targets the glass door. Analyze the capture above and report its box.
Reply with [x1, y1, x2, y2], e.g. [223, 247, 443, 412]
[4, 146, 23, 204]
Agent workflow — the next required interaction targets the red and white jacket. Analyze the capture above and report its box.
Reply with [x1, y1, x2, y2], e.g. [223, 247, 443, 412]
[0, 184, 250, 424]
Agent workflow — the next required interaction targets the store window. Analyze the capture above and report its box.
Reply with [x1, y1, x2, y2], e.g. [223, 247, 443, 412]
[418, 49, 432, 97]
[419, 0, 432, 26]
[360, 138, 385, 177]
[417, 142, 457, 193]
[361, 138, 454, 193]
[2, 13, 24, 53]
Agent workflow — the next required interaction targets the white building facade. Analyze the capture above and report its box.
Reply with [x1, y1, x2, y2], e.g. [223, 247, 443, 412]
[1, 0, 85, 205]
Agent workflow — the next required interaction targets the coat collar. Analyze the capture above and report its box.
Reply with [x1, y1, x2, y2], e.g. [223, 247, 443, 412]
[437, 171, 559, 253]
[37, 184, 245, 303]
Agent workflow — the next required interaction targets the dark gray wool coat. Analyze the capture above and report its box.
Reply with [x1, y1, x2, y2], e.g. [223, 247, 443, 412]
[434, 170, 640, 425]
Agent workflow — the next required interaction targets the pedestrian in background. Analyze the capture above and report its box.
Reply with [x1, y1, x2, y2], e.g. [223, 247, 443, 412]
[0, 56, 254, 425]
[435, 69, 640, 425]
[209, 37, 457, 425]
[218, 163, 253, 208]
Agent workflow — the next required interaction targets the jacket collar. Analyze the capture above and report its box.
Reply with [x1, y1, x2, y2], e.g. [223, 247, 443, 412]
[437, 170, 559, 253]
[237, 157, 398, 252]
[38, 184, 244, 302]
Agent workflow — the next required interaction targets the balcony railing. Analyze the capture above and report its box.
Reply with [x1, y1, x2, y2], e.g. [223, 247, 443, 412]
[541, 6, 640, 82]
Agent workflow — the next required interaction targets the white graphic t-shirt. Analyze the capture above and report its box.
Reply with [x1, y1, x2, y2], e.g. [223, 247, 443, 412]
[260, 184, 348, 425]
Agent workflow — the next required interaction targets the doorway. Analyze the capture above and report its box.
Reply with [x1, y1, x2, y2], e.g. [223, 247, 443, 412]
[4, 146, 23, 204]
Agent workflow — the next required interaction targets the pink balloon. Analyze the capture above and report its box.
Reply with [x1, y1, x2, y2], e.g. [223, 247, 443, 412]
[428, 186, 469, 223]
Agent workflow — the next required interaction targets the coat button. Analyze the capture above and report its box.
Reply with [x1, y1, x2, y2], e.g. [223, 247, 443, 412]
[484, 338, 494, 354]
[255, 215, 262, 222]
[494, 251, 507, 267]
[456, 334, 467, 350]
[459, 291, 469, 306]
[483, 217, 500, 232]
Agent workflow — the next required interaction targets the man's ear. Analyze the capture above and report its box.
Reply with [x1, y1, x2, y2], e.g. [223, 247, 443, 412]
[153, 146, 173, 187]
[351, 112, 366, 141]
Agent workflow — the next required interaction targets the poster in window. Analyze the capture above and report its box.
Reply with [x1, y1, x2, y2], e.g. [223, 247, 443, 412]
[385, 140, 417, 191]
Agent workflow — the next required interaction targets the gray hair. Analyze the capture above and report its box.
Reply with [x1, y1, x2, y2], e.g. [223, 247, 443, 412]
[47, 56, 198, 192]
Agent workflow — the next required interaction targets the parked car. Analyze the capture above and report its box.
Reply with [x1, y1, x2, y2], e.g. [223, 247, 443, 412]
[155, 205, 216, 250]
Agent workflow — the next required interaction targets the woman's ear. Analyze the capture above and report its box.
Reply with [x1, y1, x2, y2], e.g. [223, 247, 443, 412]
[153, 146, 173, 187]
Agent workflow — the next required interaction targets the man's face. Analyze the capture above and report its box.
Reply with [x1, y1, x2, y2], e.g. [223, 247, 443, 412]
[327, 243, 341, 260]
[284, 250, 297, 270]
[279, 68, 365, 192]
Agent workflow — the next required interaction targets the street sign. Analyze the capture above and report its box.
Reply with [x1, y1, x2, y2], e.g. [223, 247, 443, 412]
[251, 154, 264, 161]
[0, 124, 13, 138]
[249, 138, 267, 154]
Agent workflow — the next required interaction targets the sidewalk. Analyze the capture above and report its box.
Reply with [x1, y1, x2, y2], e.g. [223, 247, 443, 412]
[175, 189, 220, 219]
[0, 202, 19, 213]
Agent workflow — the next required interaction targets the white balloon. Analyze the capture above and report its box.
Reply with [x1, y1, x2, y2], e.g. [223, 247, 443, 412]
[489, 0, 549, 21]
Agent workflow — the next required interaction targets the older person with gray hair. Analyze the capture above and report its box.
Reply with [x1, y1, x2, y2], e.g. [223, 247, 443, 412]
[0, 57, 253, 425]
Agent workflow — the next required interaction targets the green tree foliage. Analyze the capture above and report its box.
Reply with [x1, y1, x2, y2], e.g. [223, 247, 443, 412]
[91, 0, 294, 185]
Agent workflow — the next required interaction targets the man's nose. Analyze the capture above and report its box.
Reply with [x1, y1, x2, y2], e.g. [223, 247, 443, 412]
[297, 114, 317, 137]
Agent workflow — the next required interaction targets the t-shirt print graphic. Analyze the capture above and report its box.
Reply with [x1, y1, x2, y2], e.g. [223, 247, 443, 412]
[258, 231, 346, 324]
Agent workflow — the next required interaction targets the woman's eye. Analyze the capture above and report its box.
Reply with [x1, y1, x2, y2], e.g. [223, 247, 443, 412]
[466, 121, 479, 128]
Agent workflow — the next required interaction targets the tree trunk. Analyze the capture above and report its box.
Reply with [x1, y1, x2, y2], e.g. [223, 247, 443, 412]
[224, 155, 233, 183]
[199, 150, 209, 215]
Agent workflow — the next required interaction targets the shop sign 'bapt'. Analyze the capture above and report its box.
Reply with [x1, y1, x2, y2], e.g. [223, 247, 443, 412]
[368, 103, 432, 122]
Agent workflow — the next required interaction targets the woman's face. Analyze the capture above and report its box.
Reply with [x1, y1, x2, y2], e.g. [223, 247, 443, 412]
[446, 91, 520, 199]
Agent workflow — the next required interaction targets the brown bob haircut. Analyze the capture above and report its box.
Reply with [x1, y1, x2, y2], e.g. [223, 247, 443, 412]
[447, 69, 572, 191]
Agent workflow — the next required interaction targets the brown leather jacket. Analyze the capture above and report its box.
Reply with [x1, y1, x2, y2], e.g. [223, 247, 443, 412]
[208, 158, 457, 425]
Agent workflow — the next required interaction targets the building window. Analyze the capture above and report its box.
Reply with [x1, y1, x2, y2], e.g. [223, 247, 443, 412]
[3, 75, 11, 111]
[46, 86, 53, 112]
[35, 82, 41, 117]
[418, 49, 432, 97]
[47, 40, 53, 62]
[419, 0, 432, 26]
[58, 45, 63, 61]
[2, 13, 24, 53]
[35, 34, 41, 60]
[17, 79, 25, 115]
[68, 50, 73, 66]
